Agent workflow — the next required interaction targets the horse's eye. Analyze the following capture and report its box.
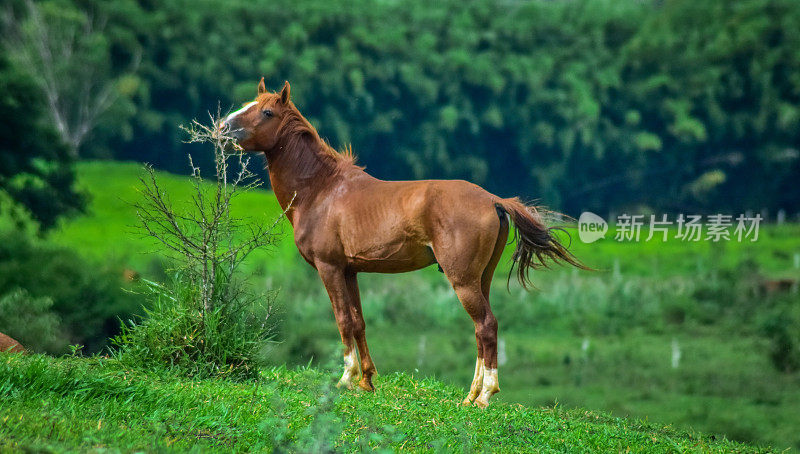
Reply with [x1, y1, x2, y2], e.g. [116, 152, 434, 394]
[262, 109, 273, 118]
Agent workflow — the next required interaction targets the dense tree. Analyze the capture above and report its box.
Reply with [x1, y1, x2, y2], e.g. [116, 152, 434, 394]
[610, 0, 800, 213]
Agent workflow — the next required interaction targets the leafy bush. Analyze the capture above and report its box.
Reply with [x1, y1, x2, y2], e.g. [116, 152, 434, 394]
[0, 230, 139, 353]
[0, 189, 39, 236]
[0, 288, 66, 353]
[762, 299, 800, 373]
[113, 273, 276, 380]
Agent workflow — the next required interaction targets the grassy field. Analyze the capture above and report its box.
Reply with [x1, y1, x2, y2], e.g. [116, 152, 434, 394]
[50, 161, 295, 276]
[0, 353, 768, 452]
[42, 160, 800, 450]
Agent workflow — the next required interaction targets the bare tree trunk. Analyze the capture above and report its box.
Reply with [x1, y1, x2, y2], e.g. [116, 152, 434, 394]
[2, 0, 138, 156]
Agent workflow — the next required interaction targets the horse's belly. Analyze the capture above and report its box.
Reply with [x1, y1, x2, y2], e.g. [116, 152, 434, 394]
[346, 240, 436, 273]
[339, 195, 434, 272]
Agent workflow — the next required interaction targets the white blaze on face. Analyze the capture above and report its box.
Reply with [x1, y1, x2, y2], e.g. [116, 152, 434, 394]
[225, 101, 257, 124]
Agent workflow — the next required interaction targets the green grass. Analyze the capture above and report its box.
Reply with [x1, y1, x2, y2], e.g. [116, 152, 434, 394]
[0, 353, 767, 453]
[359, 330, 800, 447]
[51, 161, 295, 275]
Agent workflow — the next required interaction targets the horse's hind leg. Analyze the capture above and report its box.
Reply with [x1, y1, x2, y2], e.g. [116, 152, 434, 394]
[453, 285, 500, 408]
[463, 215, 508, 406]
[473, 213, 509, 407]
[482, 208, 509, 302]
[345, 271, 377, 391]
[316, 262, 360, 389]
[432, 213, 504, 407]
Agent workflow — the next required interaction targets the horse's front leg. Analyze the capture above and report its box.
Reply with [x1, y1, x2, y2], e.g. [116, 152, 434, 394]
[345, 271, 377, 391]
[317, 262, 360, 389]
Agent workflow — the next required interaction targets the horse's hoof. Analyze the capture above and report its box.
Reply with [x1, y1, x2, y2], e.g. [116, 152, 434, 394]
[461, 398, 474, 406]
[357, 378, 375, 392]
[336, 379, 354, 390]
[473, 397, 490, 408]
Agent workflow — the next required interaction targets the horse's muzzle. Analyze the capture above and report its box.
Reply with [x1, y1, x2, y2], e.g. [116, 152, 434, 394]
[218, 119, 245, 140]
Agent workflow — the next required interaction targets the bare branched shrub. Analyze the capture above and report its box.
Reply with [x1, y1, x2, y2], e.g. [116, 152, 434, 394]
[114, 113, 286, 379]
[135, 116, 282, 316]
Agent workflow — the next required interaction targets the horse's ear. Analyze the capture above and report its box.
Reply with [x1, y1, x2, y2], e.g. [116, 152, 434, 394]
[280, 81, 291, 104]
[257, 77, 266, 95]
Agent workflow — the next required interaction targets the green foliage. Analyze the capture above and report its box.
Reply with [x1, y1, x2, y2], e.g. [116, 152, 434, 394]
[2, 0, 140, 158]
[113, 273, 276, 380]
[0, 194, 78, 355]
[0, 189, 39, 236]
[0, 54, 85, 228]
[0, 288, 66, 353]
[0, 354, 768, 452]
[0, 225, 139, 354]
[617, 0, 800, 213]
[762, 297, 800, 373]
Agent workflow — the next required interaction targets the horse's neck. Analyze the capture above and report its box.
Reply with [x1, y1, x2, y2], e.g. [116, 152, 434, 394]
[265, 134, 340, 217]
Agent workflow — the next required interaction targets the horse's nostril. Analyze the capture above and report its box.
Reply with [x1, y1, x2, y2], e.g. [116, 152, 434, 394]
[218, 121, 229, 133]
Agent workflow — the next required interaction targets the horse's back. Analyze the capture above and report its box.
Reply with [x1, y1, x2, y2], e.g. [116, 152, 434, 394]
[350, 177, 502, 241]
[411, 179, 500, 228]
[351, 177, 498, 224]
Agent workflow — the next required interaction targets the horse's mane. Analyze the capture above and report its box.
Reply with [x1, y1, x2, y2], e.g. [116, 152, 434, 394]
[262, 95, 359, 168]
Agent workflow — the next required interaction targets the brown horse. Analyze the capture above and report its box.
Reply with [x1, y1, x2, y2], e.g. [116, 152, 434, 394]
[220, 79, 585, 407]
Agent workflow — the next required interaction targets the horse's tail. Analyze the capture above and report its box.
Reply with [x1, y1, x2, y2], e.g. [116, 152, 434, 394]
[494, 197, 589, 289]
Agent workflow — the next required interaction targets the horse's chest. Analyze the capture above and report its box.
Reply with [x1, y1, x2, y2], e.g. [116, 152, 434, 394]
[291, 211, 343, 265]
[290, 214, 320, 265]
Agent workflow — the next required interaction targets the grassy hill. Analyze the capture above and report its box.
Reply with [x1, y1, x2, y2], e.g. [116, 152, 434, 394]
[0, 353, 767, 452]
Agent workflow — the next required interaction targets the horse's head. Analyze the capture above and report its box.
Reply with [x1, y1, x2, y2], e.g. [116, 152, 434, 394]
[219, 78, 292, 151]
